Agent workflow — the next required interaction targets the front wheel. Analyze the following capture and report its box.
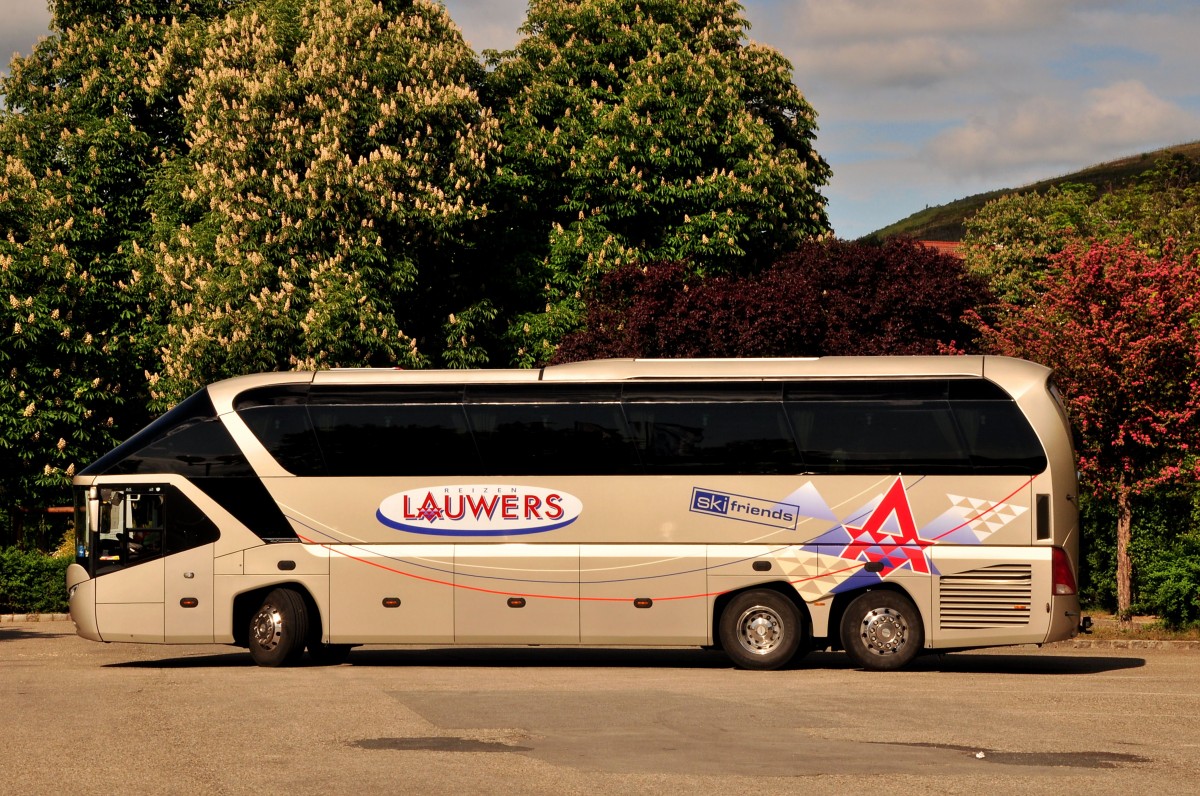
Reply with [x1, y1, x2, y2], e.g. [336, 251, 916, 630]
[248, 588, 309, 667]
[718, 590, 804, 670]
[840, 590, 924, 671]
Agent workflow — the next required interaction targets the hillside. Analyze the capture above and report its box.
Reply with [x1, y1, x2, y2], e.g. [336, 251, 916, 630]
[870, 140, 1200, 242]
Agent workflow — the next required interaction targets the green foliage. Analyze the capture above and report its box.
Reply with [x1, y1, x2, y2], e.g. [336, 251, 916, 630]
[1082, 487, 1200, 628]
[440, 300, 499, 369]
[143, 0, 500, 404]
[963, 152, 1200, 306]
[1090, 153, 1200, 258]
[1078, 491, 1116, 609]
[0, 547, 70, 614]
[1138, 537, 1200, 628]
[486, 0, 831, 363]
[0, 1, 231, 506]
[875, 141, 1200, 242]
[962, 184, 1096, 304]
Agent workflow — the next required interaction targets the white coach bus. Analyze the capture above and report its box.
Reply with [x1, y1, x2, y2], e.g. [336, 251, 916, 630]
[65, 356, 1088, 670]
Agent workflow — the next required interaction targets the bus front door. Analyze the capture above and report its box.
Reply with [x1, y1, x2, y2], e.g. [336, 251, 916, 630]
[93, 488, 166, 643]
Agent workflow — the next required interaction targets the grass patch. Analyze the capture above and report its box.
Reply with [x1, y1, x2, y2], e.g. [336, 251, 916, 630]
[1084, 613, 1200, 641]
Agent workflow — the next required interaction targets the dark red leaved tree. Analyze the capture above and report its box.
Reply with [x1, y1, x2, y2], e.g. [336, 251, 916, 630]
[554, 237, 985, 362]
[974, 240, 1200, 618]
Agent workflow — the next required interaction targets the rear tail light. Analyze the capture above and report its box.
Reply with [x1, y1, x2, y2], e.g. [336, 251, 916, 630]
[1052, 547, 1077, 596]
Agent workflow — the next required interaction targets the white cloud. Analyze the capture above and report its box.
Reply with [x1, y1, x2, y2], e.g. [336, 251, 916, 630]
[789, 36, 977, 90]
[1082, 80, 1196, 143]
[925, 80, 1200, 178]
[781, 0, 1083, 42]
[0, 1, 52, 78]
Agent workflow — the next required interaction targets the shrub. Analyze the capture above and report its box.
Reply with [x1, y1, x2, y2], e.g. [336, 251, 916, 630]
[1138, 535, 1200, 628]
[0, 547, 71, 614]
[1080, 485, 1200, 626]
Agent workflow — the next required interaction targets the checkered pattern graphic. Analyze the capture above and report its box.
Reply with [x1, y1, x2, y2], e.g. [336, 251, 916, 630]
[777, 551, 865, 601]
[946, 494, 1029, 542]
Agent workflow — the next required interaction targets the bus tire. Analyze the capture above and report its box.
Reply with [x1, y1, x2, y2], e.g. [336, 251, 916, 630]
[841, 590, 923, 671]
[719, 590, 802, 670]
[248, 588, 309, 667]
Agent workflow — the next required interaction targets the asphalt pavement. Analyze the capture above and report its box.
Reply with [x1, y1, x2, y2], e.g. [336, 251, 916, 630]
[2, 618, 1198, 795]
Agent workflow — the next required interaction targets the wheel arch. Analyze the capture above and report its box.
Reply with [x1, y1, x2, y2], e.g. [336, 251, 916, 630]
[231, 581, 321, 648]
[711, 581, 813, 650]
[826, 582, 923, 651]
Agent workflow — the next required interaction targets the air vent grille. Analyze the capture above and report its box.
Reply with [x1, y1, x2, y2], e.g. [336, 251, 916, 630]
[939, 563, 1033, 630]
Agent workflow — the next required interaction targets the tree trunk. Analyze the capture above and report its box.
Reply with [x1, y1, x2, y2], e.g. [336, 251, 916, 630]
[1115, 483, 1133, 624]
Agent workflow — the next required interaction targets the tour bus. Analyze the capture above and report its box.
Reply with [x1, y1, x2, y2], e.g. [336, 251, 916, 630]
[65, 356, 1088, 670]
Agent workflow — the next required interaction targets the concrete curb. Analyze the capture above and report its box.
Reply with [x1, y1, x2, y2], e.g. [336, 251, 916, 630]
[1, 613, 71, 623]
[1050, 637, 1200, 651]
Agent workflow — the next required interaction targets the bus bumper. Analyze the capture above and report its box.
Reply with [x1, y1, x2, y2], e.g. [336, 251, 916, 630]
[66, 564, 102, 642]
[1043, 593, 1084, 643]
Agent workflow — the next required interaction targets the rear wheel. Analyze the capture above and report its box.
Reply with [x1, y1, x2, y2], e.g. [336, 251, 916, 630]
[719, 590, 804, 670]
[840, 590, 923, 671]
[248, 588, 308, 667]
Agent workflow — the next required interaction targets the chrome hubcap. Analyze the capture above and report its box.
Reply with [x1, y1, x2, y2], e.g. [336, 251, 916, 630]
[859, 607, 907, 656]
[251, 603, 284, 652]
[736, 606, 784, 655]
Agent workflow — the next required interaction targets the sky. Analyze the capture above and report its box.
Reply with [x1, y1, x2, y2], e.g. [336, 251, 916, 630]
[3, 0, 1199, 239]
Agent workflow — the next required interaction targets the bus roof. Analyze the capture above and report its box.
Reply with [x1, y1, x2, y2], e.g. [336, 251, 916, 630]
[206, 356, 1049, 413]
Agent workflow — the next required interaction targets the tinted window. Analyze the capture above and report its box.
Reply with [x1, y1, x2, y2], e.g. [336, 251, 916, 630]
[953, 400, 1047, 473]
[191, 477, 297, 541]
[89, 485, 221, 576]
[231, 377, 1046, 477]
[238, 405, 324, 475]
[623, 385, 798, 474]
[465, 399, 639, 475]
[124, 492, 164, 565]
[309, 401, 478, 476]
[784, 380, 1045, 475]
[164, 487, 222, 554]
[81, 390, 254, 477]
[788, 400, 968, 474]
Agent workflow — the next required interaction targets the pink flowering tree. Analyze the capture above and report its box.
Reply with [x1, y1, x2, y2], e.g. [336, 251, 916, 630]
[974, 240, 1200, 619]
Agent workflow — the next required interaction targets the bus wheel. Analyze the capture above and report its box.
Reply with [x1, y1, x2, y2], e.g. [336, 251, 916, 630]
[248, 588, 309, 667]
[719, 590, 802, 670]
[841, 591, 923, 671]
[308, 642, 353, 666]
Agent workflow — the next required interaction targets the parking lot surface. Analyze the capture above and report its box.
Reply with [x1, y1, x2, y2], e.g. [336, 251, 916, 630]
[2, 621, 1197, 794]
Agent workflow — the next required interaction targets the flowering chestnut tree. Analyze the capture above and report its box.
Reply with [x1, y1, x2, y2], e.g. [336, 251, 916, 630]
[0, 1, 229, 507]
[973, 240, 1200, 618]
[144, 0, 499, 404]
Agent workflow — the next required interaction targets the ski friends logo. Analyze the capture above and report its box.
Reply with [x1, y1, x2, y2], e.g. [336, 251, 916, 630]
[377, 485, 583, 537]
[690, 488, 799, 531]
